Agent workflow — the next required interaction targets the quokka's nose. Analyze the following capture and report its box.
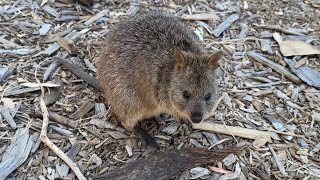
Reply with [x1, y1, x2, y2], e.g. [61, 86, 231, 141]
[191, 112, 203, 123]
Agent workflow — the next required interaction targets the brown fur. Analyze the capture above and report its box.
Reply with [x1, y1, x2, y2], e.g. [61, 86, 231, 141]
[96, 12, 222, 132]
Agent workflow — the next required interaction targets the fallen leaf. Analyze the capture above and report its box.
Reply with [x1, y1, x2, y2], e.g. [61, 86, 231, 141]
[274, 33, 320, 56]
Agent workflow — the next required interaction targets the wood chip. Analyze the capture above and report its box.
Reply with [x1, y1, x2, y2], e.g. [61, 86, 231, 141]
[212, 14, 239, 37]
[84, 10, 109, 26]
[0, 106, 16, 128]
[57, 37, 77, 55]
[44, 79, 64, 105]
[70, 101, 95, 119]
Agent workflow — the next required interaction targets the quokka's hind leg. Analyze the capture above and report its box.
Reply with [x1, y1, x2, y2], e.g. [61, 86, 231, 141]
[121, 120, 160, 150]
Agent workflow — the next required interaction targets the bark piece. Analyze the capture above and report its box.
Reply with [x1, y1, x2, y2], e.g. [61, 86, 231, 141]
[30, 111, 79, 129]
[44, 79, 64, 105]
[0, 106, 16, 128]
[43, 60, 60, 82]
[268, 144, 288, 177]
[84, 10, 109, 26]
[70, 101, 95, 119]
[284, 57, 320, 88]
[253, 24, 306, 36]
[273, 33, 320, 56]
[57, 37, 77, 55]
[0, 129, 39, 178]
[3, 87, 41, 96]
[42, 28, 89, 56]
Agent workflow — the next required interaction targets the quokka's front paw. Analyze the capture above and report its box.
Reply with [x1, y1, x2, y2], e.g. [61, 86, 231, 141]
[134, 126, 160, 150]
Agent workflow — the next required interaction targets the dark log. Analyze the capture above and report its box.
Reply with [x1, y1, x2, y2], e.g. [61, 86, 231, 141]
[93, 147, 242, 180]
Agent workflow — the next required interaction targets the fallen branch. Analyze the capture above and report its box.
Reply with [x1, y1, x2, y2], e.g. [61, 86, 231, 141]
[93, 147, 241, 180]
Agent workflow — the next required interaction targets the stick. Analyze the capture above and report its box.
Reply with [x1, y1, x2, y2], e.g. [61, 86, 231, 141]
[35, 65, 87, 180]
[192, 122, 272, 141]
[55, 57, 102, 90]
[253, 24, 305, 36]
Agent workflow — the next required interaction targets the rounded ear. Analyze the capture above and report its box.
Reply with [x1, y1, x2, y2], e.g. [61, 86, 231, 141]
[207, 51, 223, 70]
[173, 47, 187, 67]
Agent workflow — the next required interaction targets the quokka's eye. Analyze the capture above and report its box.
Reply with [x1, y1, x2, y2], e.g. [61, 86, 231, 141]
[183, 91, 191, 99]
[205, 93, 212, 101]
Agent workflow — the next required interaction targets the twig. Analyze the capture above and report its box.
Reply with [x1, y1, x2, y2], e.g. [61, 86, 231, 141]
[253, 24, 305, 36]
[205, 37, 260, 45]
[35, 65, 87, 180]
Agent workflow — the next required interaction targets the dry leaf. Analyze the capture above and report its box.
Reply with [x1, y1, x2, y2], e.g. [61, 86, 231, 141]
[274, 33, 320, 56]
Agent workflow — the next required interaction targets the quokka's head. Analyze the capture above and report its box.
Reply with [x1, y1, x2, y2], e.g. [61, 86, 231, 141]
[169, 47, 223, 123]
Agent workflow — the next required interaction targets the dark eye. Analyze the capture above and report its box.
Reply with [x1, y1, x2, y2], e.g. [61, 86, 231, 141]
[205, 93, 212, 101]
[183, 91, 190, 99]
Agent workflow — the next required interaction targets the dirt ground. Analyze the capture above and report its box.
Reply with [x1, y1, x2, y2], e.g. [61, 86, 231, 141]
[0, 0, 320, 179]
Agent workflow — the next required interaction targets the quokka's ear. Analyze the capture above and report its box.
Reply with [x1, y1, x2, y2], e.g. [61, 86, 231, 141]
[173, 47, 187, 68]
[207, 51, 223, 70]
